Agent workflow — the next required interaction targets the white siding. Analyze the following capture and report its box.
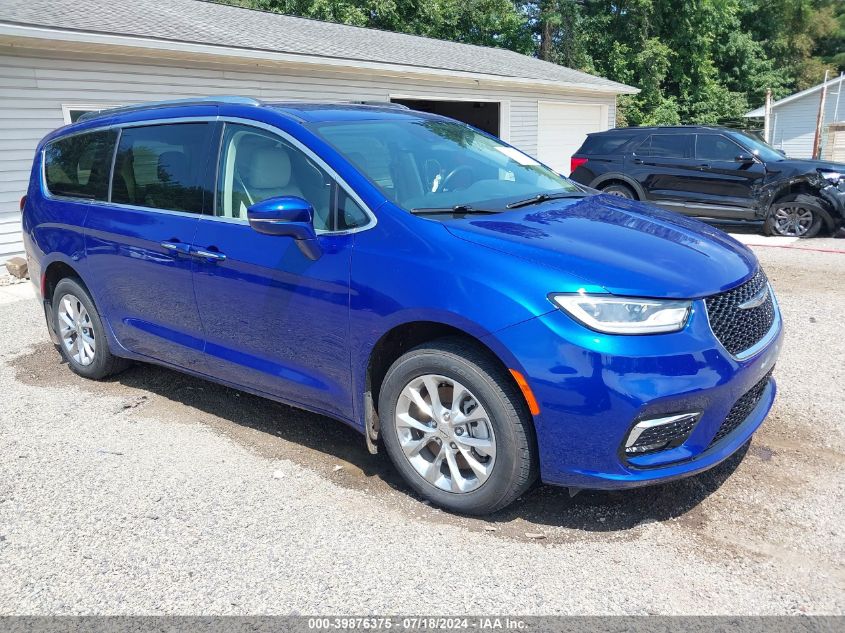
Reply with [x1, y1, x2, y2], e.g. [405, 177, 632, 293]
[0, 47, 618, 262]
[770, 79, 845, 159]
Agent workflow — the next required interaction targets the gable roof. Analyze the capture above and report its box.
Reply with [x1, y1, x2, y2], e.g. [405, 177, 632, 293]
[745, 75, 845, 117]
[0, 0, 638, 95]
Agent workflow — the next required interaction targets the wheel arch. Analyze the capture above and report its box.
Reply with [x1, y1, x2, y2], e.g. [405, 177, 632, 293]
[42, 258, 88, 304]
[362, 320, 536, 453]
[590, 173, 644, 200]
[768, 189, 837, 233]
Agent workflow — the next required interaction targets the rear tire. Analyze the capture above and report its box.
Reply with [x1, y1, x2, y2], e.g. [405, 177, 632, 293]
[379, 337, 538, 515]
[764, 194, 825, 238]
[600, 182, 636, 199]
[52, 278, 129, 380]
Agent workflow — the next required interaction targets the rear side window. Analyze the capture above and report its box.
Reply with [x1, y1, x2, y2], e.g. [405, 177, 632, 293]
[44, 130, 117, 201]
[638, 134, 693, 159]
[111, 123, 212, 214]
[579, 134, 637, 155]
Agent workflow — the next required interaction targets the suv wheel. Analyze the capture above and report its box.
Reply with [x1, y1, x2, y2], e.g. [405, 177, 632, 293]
[52, 278, 129, 380]
[765, 194, 825, 238]
[600, 182, 636, 199]
[379, 338, 537, 515]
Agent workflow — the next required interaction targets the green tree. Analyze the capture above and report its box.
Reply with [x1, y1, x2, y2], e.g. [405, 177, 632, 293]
[221, 0, 533, 52]
[217, 0, 843, 125]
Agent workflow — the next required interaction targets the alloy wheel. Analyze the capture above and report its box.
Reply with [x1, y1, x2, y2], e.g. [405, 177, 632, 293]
[58, 293, 96, 366]
[394, 374, 496, 493]
[772, 204, 815, 237]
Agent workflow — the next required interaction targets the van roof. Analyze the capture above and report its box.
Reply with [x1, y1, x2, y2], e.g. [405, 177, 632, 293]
[73, 97, 423, 125]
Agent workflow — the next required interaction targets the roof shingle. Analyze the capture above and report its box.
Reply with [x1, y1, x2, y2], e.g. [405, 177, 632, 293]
[0, 0, 637, 93]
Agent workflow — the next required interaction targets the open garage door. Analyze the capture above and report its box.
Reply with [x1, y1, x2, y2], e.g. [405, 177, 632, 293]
[391, 98, 500, 137]
[537, 102, 607, 175]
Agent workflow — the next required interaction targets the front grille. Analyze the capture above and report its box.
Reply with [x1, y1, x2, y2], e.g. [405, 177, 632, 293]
[705, 269, 775, 356]
[709, 369, 773, 447]
[626, 415, 699, 454]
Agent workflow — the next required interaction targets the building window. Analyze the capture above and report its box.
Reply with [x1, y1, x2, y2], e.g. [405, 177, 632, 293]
[61, 104, 120, 124]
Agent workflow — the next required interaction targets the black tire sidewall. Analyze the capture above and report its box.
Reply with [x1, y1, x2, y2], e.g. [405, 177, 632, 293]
[52, 278, 113, 379]
[379, 347, 529, 515]
[766, 195, 825, 238]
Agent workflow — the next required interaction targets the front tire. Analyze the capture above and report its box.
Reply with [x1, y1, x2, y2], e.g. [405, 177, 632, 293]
[379, 338, 537, 515]
[765, 194, 826, 238]
[52, 278, 128, 380]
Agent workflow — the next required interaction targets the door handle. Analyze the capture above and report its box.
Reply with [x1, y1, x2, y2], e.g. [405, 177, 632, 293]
[160, 240, 191, 255]
[189, 246, 227, 262]
[632, 158, 644, 165]
[698, 163, 711, 170]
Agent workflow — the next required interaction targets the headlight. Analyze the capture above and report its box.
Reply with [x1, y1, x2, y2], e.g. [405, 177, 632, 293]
[550, 293, 692, 334]
[819, 170, 841, 184]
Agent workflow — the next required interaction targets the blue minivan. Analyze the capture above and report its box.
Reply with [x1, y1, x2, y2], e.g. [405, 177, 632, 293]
[22, 97, 783, 514]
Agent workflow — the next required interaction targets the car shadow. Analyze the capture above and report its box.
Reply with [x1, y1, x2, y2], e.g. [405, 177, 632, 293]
[109, 359, 748, 533]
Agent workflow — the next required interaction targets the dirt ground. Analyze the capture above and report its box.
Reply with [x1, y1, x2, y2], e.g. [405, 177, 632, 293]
[1, 235, 843, 614]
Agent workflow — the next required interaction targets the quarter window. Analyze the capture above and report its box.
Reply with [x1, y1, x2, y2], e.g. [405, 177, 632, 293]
[336, 189, 369, 231]
[111, 123, 212, 214]
[581, 135, 638, 155]
[44, 129, 117, 201]
[696, 135, 743, 161]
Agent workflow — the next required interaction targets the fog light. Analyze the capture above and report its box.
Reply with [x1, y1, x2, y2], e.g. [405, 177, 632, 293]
[624, 412, 701, 455]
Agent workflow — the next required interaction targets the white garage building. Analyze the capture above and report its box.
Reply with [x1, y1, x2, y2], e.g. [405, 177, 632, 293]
[0, 0, 637, 263]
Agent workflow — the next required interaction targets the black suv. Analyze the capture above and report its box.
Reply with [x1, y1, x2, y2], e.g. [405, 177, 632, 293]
[569, 126, 845, 237]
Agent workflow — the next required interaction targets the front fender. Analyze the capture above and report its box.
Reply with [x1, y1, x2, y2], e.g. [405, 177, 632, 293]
[348, 207, 567, 426]
[820, 183, 845, 226]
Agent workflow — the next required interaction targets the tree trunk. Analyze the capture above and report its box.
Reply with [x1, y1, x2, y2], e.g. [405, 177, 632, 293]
[539, 0, 553, 61]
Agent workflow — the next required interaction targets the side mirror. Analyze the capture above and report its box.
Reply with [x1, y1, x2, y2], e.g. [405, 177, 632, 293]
[247, 196, 322, 260]
[735, 153, 755, 164]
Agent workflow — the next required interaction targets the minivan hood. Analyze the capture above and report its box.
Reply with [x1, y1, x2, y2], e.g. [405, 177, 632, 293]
[443, 195, 757, 299]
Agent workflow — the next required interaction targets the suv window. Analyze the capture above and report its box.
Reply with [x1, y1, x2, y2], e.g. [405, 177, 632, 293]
[216, 123, 368, 232]
[638, 134, 693, 159]
[580, 134, 638, 155]
[44, 130, 117, 201]
[111, 123, 212, 214]
[696, 134, 742, 161]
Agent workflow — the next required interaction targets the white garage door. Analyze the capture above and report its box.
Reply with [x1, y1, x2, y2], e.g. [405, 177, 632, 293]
[537, 102, 607, 175]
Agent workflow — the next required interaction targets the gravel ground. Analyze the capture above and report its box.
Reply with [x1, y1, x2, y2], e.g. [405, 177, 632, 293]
[0, 237, 843, 615]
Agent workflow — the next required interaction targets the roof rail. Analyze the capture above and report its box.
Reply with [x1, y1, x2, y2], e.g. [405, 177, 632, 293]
[348, 100, 411, 109]
[76, 96, 262, 122]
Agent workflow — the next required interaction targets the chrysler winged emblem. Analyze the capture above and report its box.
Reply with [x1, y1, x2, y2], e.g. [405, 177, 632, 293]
[738, 285, 770, 310]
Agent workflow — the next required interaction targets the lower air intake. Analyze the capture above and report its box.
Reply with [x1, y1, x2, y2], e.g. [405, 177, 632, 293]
[624, 412, 701, 456]
[709, 369, 774, 447]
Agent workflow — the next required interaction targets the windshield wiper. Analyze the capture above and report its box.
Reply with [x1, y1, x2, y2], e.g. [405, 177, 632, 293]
[410, 205, 498, 216]
[506, 192, 588, 209]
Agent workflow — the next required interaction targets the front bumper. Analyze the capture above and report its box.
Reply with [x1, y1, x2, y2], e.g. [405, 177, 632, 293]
[820, 181, 845, 227]
[486, 298, 783, 489]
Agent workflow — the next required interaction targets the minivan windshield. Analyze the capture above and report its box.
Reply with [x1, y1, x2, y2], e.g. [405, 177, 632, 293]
[727, 130, 786, 162]
[310, 119, 580, 212]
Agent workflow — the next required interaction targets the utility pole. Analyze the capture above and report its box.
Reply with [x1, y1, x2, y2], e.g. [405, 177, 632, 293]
[764, 88, 772, 143]
[812, 70, 830, 159]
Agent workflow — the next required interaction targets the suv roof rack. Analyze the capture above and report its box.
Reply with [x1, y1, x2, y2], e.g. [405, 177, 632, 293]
[348, 100, 410, 109]
[76, 96, 262, 122]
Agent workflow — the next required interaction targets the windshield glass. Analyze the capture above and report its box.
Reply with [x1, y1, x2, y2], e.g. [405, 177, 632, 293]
[310, 119, 580, 211]
[728, 130, 786, 162]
